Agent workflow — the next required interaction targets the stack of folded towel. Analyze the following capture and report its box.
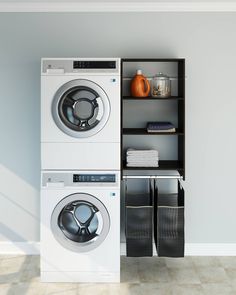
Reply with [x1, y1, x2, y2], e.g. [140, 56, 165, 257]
[126, 148, 159, 167]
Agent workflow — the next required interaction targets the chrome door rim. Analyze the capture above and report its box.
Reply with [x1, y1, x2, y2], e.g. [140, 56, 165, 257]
[52, 79, 110, 138]
[51, 193, 110, 252]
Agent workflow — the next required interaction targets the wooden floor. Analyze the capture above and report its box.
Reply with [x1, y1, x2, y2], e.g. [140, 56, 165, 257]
[0, 255, 236, 294]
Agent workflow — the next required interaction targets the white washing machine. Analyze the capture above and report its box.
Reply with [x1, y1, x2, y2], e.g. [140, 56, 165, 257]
[41, 58, 120, 170]
[40, 170, 120, 282]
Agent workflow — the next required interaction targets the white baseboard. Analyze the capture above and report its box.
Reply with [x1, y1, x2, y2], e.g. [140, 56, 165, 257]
[185, 243, 236, 256]
[0, 242, 40, 255]
[0, 242, 236, 256]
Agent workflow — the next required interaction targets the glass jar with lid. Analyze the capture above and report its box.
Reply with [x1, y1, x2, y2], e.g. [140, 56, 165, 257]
[152, 72, 171, 97]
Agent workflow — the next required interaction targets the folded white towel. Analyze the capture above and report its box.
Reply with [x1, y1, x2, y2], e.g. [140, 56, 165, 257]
[127, 162, 159, 167]
[127, 148, 159, 156]
[126, 156, 159, 163]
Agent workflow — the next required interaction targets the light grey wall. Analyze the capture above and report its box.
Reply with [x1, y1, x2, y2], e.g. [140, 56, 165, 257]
[0, 12, 236, 243]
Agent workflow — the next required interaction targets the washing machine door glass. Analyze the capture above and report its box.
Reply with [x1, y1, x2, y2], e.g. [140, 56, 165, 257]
[52, 79, 110, 138]
[51, 193, 110, 252]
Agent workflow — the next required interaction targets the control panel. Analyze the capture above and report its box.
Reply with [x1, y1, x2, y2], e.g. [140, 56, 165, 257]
[73, 61, 116, 69]
[73, 174, 116, 183]
[42, 172, 119, 187]
[42, 58, 120, 74]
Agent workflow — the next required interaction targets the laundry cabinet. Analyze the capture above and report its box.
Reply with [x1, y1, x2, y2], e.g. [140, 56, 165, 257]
[120, 58, 185, 258]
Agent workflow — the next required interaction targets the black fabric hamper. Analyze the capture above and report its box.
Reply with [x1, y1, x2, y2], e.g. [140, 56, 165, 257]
[155, 181, 185, 257]
[125, 181, 154, 257]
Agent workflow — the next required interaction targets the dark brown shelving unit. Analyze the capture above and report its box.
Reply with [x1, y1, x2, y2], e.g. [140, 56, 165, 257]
[121, 58, 185, 179]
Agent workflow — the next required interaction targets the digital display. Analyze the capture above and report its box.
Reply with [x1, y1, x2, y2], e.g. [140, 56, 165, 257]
[73, 174, 116, 183]
[73, 61, 116, 69]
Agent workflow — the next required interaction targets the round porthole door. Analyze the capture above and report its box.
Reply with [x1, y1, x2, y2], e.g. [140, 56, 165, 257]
[52, 79, 110, 138]
[51, 193, 110, 252]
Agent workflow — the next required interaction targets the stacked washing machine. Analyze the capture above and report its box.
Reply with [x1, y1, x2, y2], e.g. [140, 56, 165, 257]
[40, 58, 121, 282]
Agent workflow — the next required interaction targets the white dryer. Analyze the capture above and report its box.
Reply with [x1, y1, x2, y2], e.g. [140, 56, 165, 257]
[40, 170, 120, 282]
[41, 58, 120, 170]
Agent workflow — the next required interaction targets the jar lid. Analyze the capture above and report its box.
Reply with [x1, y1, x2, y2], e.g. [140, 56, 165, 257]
[154, 72, 169, 80]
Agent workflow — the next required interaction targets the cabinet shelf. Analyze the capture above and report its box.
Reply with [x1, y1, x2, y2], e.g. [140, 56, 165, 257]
[123, 128, 183, 135]
[123, 160, 184, 172]
[122, 96, 184, 101]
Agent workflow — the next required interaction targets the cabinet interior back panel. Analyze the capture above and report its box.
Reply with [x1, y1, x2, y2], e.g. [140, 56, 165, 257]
[122, 62, 179, 97]
[123, 136, 178, 160]
[123, 62, 178, 78]
[123, 100, 178, 128]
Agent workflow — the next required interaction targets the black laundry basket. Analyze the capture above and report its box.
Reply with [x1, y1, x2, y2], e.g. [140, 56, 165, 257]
[155, 181, 185, 257]
[125, 181, 154, 257]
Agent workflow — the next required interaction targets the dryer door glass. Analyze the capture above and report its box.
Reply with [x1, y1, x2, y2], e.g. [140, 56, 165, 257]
[52, 79, 110, 138]
[58, 201, 100, 243]
[51, 193, 110, 252]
